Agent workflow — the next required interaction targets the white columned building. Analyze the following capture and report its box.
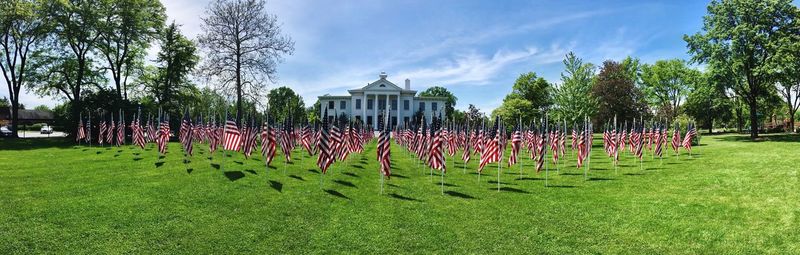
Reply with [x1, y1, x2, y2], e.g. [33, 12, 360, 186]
[318, 72, 447, 130]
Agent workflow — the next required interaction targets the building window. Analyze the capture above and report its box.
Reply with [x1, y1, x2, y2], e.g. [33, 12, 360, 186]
[403, 116, 410, 124]
[432, 102, 438, 111]
[340, 101, 346, 109]
[378, 99, 386, 110]
[419, 102, 425, 111]
[391, 100, 397, 110]
[367, 99, 373, 110]
[391, 117, 397, 127]
[327, 101, 334, 109]
[366, 116, 373, 126]
[403, 100, 409, 110]
[355, 99, 361, 109]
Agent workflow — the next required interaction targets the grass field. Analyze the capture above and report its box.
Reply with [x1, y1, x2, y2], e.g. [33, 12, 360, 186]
[1, 134, 799, 254]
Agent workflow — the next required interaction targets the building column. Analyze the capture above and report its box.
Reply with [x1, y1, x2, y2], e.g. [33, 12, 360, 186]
[362, 93, 367, 124]
[372, 94, 377, 130]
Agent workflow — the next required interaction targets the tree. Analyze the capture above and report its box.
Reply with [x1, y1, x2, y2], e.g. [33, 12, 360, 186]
[684, 72, 732, 133]
[418, 86, 457, 118]
[591, 60, 649, 125]
[466, 104, 481, 121]
[306, 100, 320, 124]
[140, 22, 198, 112]
[266, 86, 305, 123]
[0, 97, 8, 107]
[0, 0, 50, 138]
[197, 0, 295, 123]
[685, 0, 800, 138]
[552, 52, 596, 124]
[510, 72, 552, 115]
[492, 97, 535, 127]
[640, 59, 698, 121]
[97, 0, 165, 101]
[31, 0, 111, 137]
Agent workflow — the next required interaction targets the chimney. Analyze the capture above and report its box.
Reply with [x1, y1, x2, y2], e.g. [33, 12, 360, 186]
[405, 79, 410, 90]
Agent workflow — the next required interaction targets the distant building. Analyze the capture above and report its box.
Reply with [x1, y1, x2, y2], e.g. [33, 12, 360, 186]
[0, 107, 54, 127]
[318, 72, 447, 130]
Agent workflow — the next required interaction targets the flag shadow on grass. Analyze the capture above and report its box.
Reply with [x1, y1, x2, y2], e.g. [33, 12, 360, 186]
[245, 169, 258, 175]
[342, 172, 359, 178]
[547, 185, 577, 188]
[324, 189, 349, 200]
[224, 171, 245, 181]
[389, 193, 421, 202]
[444, 191, 477, 199]
[333, 180, 357, 188]
[288, 174, 305, 181]
[515, 177, 544, 181]
[392, 174, 409, 179]
[155, 162, 165, 168]
[491, 187, 530, 194]
[269, 180, 283, 192]
[587, 177, 615, 181]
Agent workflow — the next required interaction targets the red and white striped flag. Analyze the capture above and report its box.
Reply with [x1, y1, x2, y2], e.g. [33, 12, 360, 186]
[223, 119, 241, 151]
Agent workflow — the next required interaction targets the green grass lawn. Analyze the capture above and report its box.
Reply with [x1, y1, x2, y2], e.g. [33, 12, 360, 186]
[1, 134, 798, 254]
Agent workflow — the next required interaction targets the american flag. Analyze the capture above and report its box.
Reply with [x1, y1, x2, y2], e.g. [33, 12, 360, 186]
[180, 111, 193, 156]
[317, 109, 334, 173]
[508, 123, 521, 167]
[576, 127, 585, 168]
[462, 126, 472, 164]
[208, 120, 219, 153]
[85, 116, 92, 143]
[261, 121, 277, 165]
[654, 125, 664, 158]
[536, 125, 546, 172]
[147, 118, 157, 143]
[157, 116, 170, 154]
[116, 113, 125, 146]
[242, 120, 259, 159]
[106, 115, 115, 145]
[671, 124, 681, 154]
[479, 117, 501, 172]
[427, 114, 445, 173]
[377, 111, 391, 177]
[280, 120, 293, 162]
[682, 123, 696, 153]
[330, 118, 342, 162]
[98, 119, 106, 145]
[223, 119, 241, 151]
[132, 111, 146, 149]
[193, 116, 205, 143]
[300, 123, 313, 155]
[76, 118, 86, 142]
[633, 124, 643, 159]
[551, 129, 560, 164]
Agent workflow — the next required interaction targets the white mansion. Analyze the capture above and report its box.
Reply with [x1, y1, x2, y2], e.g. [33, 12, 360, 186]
[318, 72, 447, 130]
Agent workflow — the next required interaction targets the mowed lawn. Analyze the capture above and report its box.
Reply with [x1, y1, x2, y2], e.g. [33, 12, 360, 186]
[1, 134, 798, 254]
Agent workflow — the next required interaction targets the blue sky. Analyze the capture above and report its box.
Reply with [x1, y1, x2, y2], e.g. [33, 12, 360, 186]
[3, 0, 711, 113]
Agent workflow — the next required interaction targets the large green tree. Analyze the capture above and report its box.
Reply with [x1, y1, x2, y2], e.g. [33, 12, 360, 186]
[684, 72, 732, 133]
[267, 86, 305, 123]
[30, 0, 111, 136]
[552, 52, 596, 124]
[97, 0, 165, 101]
[591, 60, 649, 125]
[640, 59, 699, 121]
[685, 0, 800, 138]
[0, 0, 50, 138]
[197, 0, 295, 123]
[510, 72, 552, 115]
[138, 22, 198, 113]
[418, 86, 457, 118]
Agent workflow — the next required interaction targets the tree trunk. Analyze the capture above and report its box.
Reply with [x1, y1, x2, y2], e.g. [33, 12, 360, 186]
[789, 113, 795, 133]
[10, 102, 19, 138]
[748, 97, 758, 138]
[236, 52, 242, 125]
[708, 120, 713, 134]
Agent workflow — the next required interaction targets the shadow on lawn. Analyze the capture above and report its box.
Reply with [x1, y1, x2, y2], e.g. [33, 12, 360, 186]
[289, 174, 305, 181]
[324, 189, 349, 200]
[334, 180, 357, 188]
[717, 133, 800, 143]
[224, 171, 245, 181]
[343, 172, 359, 178]
[492, 187, 530, 194]
[444, 191, 477, 199]
[389, 193, 421, 202]
[270, 180, 283, 192]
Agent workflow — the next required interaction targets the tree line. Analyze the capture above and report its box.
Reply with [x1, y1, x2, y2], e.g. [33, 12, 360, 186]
[1, 0, 293, 138]
[491, 0, 800, 138]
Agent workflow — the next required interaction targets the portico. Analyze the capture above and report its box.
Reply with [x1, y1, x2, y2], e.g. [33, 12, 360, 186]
[318, 72, 447, 130]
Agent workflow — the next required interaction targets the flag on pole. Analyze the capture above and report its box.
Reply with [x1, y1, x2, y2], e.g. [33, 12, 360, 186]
[180, 110, 194, 156]
[317, 109, 334, 173]
[377, 110, 392, 177]
[682, 122, 696, 153]
[223, 118, 242, 151]
[157, 115, 170, 154]
[508, 122, 521, 167]
[260, 119, 277, 165]
[479, 117, 500, 172]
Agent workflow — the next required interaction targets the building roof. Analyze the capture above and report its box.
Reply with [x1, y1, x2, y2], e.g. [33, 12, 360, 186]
[0, 107, 54, 121]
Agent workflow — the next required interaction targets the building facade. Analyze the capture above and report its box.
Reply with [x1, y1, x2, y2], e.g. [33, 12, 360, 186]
[318, 72, 447, 130]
